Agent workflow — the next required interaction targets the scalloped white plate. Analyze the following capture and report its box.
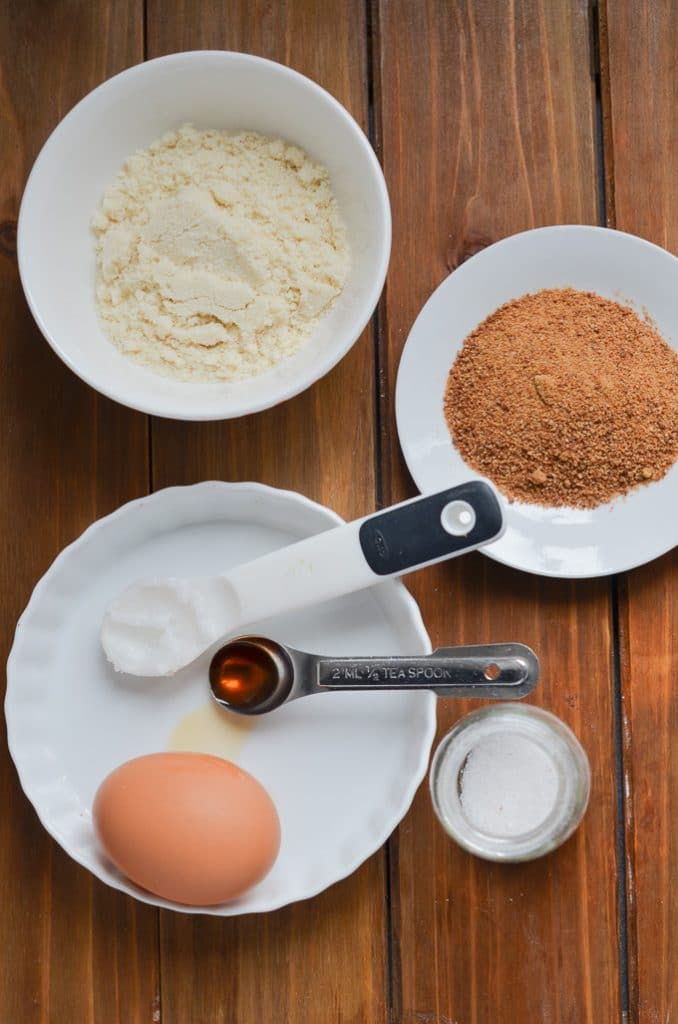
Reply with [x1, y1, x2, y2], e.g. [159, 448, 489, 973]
[396, 226, 678, 578]
[6, 482, 435, 915]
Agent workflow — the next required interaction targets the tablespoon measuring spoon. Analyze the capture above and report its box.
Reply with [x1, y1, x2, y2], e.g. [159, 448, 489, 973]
[102, 480, 503, 677]
[209, 636, 540, 715]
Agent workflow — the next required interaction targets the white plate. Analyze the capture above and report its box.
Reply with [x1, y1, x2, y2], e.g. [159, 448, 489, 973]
[6, 482, 435, 915]
[396, 226, 678, 578]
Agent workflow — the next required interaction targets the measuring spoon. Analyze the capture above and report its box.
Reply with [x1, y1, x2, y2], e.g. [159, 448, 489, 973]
[102, 481, 503, 677]
[209, 636, 539, 715]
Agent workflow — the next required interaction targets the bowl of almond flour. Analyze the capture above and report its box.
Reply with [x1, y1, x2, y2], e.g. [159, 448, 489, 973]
[395, 226, 678, 578]
[18, 51, 391, 419]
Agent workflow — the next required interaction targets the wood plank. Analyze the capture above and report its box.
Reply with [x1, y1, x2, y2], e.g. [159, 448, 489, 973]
[0, 2, 158, 1022]
[148, 0, 375, 520]
[600, 1, 678, 1019]
[600, 0, 677, 249]
[144, 4, 387, 1022]
[375, 1, 622, 1020]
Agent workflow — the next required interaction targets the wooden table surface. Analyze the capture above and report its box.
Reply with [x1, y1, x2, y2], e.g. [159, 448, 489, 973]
[0, 2, 675, 1021]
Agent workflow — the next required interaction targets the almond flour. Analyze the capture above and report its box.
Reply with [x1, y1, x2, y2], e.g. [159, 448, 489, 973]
[92, 125, 350, 381]
[444, 288, 678, 508]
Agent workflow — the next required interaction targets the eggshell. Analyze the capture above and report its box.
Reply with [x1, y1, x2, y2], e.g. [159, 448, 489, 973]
[93, 752, 280, 906]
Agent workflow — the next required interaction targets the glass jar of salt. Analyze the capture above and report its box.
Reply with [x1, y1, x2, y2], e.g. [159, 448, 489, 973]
[429, 704, 590, 862]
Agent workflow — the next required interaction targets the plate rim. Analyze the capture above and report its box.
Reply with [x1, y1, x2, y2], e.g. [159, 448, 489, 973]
[395, 224, 678, 579]
[5, 480, 436, 915]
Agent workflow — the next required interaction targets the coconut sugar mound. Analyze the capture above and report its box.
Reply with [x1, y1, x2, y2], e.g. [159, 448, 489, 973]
[444, 288, 678, 508]
[92, 125, 350, 381]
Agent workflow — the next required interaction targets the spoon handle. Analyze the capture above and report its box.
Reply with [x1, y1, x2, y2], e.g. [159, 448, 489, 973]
[315, 643, 538, 699]
[224, 481, 503, 630]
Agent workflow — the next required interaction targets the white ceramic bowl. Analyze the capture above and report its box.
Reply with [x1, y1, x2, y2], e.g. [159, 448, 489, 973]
[18, 52, 391, 420]
[396, 226, 678, 578]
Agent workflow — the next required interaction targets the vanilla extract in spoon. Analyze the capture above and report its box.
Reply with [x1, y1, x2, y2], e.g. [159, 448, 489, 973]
[209, 637, 539, 716]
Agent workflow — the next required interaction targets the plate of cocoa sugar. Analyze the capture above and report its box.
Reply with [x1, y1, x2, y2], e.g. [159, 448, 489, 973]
[396, 226, 678, 577]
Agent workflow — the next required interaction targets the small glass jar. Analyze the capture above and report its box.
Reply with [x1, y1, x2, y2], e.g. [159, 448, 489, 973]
[429, 704, 590, 862]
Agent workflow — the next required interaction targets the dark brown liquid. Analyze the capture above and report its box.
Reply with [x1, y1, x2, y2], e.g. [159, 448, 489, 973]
[209, 641, 279, 709]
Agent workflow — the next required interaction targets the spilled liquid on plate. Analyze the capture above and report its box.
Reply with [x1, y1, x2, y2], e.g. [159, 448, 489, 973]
[167, 701, 254, 761]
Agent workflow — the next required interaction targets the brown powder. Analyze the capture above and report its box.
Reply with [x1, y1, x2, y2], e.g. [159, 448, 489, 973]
[443, 288, 678, 508]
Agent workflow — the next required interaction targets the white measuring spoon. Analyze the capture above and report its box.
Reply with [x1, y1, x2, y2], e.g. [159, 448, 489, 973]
[102, 481, 504, 677]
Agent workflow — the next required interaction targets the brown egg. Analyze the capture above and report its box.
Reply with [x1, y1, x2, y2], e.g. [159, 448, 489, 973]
[93, 752, 280, 906]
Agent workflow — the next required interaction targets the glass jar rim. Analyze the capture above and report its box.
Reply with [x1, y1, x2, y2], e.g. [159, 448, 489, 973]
[429, 703, 591, 863]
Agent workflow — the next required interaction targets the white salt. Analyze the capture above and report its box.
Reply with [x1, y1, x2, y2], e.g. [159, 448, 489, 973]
[459, 732, 559, 837]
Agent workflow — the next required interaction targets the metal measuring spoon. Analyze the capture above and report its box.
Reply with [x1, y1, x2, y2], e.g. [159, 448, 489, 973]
[209, 636, 539, 716]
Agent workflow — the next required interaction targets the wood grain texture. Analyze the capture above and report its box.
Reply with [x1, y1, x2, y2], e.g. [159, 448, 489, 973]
[601, 2, 678, 1019]
[1, 4, 671, 1023]
[601, 0, 677, 248]
[144, 4, 387, 1022]
[0, 2, 157, 1022]
[148, 0, 376, 521]
[375, 1, 621, 1020]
